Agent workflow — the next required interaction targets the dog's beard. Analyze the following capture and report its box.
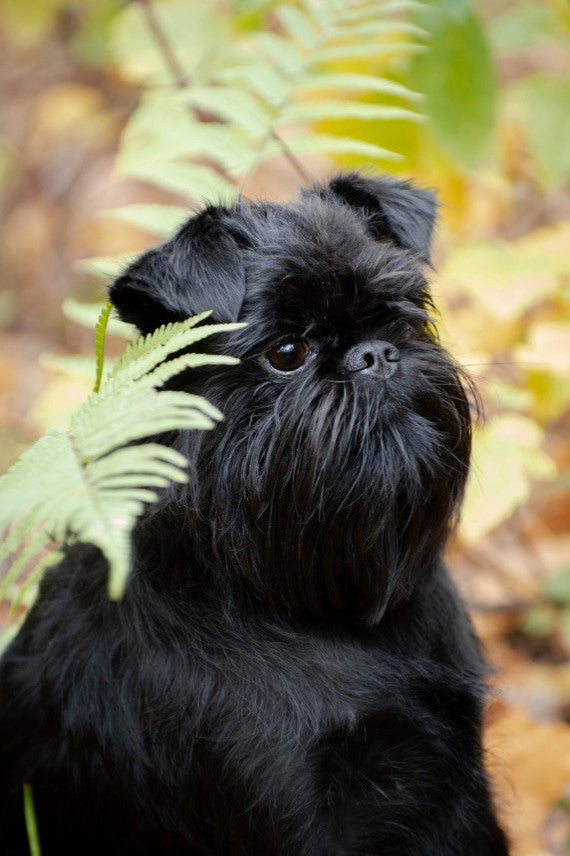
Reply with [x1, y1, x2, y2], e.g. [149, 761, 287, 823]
[197, 342, 472, 623]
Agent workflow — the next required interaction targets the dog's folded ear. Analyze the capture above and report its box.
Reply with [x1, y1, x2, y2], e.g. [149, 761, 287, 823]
[109, 206, 246, 335]
[315, 172, 437, 263]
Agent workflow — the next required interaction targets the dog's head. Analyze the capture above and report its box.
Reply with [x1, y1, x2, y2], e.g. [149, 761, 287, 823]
[110, 173, 472, 623]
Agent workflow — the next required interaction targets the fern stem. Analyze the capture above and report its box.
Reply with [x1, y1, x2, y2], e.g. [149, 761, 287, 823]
[132, 0, 311, 184]
[23, 784, 42, 856]
[133, 0, 189, 88]
[268, 129, 311, 183]
[94, 303, 112, 393]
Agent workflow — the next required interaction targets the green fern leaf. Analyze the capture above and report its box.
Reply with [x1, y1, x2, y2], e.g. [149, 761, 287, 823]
[0, 318, 243, 602]
[39, 353, 98, 381]
[100, 204, 190, 237]
[337, 1, 424, 24]
[296, 72, 422, 102]
[117, 93, 199, 168]
[122, 161, 238, 204]
[217, 65, 289, 105]
[283, 101, 424, 123]
[62, 299, 134, 338]
[256, 32, 305, 74]
[263, 133, 401, 162]
[179, 87, 273, 137]
[117, 92, 256, 177]
[316, 40, 424, 63]
[106, 314, 243, 387]
[119, 112, 255, 181]
[277, 5, 320, 49]
[75, 254, 136, 279]
[330, 20, 428, 41]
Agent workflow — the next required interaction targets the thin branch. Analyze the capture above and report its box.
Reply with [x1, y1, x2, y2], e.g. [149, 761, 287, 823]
[133, 0, 311, 185]
[134, 0, 188, 88]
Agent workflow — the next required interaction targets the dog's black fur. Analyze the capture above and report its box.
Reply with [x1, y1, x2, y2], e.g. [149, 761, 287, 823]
[0, 173, 509, 855]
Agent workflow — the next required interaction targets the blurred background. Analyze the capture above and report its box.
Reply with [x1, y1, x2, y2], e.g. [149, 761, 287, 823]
[0, 1, 568, 852]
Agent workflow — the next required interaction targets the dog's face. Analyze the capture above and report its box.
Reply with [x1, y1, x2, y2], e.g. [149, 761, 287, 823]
[110, 173, 472, 622]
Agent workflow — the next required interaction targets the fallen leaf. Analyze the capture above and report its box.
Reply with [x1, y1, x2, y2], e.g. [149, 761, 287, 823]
[487, 706, 570, 855]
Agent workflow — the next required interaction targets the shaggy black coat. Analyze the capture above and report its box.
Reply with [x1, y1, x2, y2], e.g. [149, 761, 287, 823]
[0, 173, 509, 855]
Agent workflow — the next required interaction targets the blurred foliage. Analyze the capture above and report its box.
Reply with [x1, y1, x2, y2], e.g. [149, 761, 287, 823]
[522, 564, 570, 656]
[435, 222, 569, 542]
[507, 73, 570, 188]
[412, 2, 497, 167]
[1, 0, 124, 62]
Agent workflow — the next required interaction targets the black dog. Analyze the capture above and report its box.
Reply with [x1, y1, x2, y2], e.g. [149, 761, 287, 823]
[0, 173, 509, 854]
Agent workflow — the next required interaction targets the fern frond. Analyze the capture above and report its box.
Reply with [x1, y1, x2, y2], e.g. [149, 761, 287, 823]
[99, 0, 425, 246]
[337, 2, 424, 25]
[100, 204, 190, 237]
[255, 32, 304, 75]
[62, 298, 134, 338]
[263, 134, 401, 161]
[283, 101, 424, 123]
[296, 71, 422, 101]
[327, 20, 427, 41]
[0, 319, 242, 602]
[179, 87, 274, 137]
[218, 65, 290, 105]
[276, 5, 319, 49]
[106, 313, 243, 386]
[315, 40, 424, 63]
[75, 254, 136, 279]
[39, 353, 98, 381]
[122, 162, 237, 204]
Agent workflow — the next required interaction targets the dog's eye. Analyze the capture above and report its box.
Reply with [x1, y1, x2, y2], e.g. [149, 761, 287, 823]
[265, 339, 309, 372]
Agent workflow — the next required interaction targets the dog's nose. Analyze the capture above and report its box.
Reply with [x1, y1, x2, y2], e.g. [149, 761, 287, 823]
[343, 341, 400, 377]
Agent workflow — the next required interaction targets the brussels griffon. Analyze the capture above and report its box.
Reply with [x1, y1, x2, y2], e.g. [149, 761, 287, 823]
[0, 173, 509, 854]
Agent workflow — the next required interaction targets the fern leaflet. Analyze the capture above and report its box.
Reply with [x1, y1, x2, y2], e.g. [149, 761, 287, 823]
[0, 318, 241, 610]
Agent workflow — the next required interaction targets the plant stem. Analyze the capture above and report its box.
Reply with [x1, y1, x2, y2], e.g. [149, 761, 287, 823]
[134, 0, 188, 88]
[23, 784, 42, 856]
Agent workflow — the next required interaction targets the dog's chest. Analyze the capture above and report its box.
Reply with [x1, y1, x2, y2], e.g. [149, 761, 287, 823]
[137, 611, 480, 852]
[166, 614, 473, 781]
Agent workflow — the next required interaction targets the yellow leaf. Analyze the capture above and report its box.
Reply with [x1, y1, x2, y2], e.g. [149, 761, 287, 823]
[526, 369, 570, 423]
[434, 289, 520, 356]
[439, 240, 558, 321]
[459, 414, 557, 543]
[487, 707, 570, 855]
[1, 0, 60, 47]
[516, 221, 570, 277]
[516, 322, 570, 375]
